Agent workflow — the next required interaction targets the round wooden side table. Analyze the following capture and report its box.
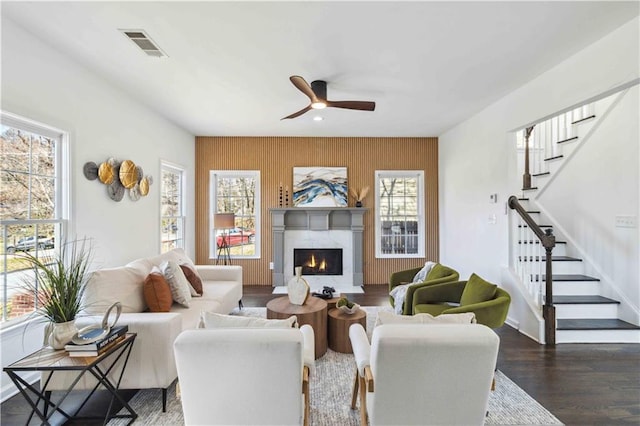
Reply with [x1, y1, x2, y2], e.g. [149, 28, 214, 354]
[328, 308, 367, 354]
[266, 296, 328, 359]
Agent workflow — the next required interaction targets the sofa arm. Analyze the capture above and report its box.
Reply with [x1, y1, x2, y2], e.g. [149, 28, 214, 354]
[300, 324, 315, 374]
[195, 265, 242, 283]
[349, 323, 371, 376]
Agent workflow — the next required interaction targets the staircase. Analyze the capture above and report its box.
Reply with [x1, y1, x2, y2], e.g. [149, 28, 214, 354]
[511, 90, 640, 344]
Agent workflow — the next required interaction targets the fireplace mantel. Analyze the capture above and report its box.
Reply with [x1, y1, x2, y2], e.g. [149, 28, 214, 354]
[270, 207, 367, 287]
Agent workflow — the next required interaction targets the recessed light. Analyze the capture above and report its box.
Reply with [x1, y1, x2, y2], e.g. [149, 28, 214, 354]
[313, 116, 324, 121]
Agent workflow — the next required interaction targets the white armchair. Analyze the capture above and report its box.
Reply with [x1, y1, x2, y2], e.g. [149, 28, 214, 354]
[174, 324, 315, 426]
[349, 323, 499, 426]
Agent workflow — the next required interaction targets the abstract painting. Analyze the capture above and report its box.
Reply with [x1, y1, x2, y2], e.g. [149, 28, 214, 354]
[293, 167, 348, 207]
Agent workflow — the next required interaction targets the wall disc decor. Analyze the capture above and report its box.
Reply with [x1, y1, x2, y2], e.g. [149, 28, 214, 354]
[83, 162, 99, 180]
[85, 157, 152, 202]
[119, 159, 139, 189]
[98, 161, 115, 185]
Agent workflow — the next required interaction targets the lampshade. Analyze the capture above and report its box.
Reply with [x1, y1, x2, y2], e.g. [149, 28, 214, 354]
[214, 213, 235, 229]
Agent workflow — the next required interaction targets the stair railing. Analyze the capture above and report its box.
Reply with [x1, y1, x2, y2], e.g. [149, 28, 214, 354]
[518, 103, 595, 187]
[508, 195, 556, 345]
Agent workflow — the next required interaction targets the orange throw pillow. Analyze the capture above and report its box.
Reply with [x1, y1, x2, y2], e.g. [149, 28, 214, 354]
[144, 273, 173, 312]
[180, 264, 203, 296]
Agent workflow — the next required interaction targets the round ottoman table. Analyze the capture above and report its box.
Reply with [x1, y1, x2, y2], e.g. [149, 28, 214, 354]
[328, 308, 367, 354]
[266, 296, 327, 359]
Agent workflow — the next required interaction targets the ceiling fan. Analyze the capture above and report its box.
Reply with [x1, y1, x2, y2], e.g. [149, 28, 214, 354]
[281, 75, 376, 120]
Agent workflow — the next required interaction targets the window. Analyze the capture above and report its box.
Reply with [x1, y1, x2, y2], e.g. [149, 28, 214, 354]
[209, 171, 260, 259]
[1, 112, 68, 323]
[160, 162, 186, 253]
[375, 171, 425, 258]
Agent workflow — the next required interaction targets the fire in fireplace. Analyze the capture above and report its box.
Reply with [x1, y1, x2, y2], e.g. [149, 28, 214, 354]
[294, 248, 343, 276]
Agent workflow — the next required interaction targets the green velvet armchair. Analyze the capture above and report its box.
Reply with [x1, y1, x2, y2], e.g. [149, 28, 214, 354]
[388, 264, 459, 315]
[412, 276, 511, 328]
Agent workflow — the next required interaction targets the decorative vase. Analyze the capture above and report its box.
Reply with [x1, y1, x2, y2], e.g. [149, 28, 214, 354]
[355, 201, 363, 207]
[45, 320, 77, 350]
[288, 266, 310, 305]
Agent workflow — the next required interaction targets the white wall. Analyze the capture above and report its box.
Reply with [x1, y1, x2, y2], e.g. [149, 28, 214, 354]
[1, 19, 195, 400]
[439, 17, 639, 335]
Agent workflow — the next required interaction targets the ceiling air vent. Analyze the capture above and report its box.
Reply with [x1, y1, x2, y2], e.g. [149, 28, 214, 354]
[120, 29, 168, 58]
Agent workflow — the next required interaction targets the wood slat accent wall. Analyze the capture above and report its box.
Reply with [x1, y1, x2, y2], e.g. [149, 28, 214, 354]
[195, 137, 438, 286]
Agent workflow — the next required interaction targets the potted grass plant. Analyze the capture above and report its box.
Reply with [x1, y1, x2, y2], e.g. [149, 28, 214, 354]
[20, 238, 93, 349]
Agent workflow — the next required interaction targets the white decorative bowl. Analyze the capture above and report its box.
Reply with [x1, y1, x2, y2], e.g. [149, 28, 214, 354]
[338, 304, 360, 315]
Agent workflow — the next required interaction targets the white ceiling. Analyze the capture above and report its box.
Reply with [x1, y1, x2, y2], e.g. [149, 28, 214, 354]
[2, 1, 638, 137]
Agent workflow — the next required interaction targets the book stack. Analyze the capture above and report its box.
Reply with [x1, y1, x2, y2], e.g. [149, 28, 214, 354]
[65, 325, 129, 357]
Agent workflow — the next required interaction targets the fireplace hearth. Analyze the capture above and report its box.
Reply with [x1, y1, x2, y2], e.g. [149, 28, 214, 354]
[294, 248, 343, 276]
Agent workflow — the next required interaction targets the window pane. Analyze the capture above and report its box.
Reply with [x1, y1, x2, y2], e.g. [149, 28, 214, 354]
[160, 165, 185, 253]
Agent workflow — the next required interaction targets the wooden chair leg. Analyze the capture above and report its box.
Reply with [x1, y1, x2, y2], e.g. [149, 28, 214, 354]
[351, 367, 360, 409]
[303, 366, 310, 426]
[359, 376, 368, 425]
[491, 376, 496, 391]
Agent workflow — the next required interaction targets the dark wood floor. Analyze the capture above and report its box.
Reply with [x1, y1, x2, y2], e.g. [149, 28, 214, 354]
[2, 285, 639, 425]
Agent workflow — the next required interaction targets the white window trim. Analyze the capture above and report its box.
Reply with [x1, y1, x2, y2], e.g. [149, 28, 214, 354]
[374, 170, 425, 259]
[209, 170, 261, 260]
[0, 111, 69, 327]
[160, 160, 186, 253]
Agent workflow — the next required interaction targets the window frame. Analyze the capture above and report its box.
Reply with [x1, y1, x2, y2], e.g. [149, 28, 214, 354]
[209, 170, 261, 260]
[374, 170, 425, 259]
[160, 161, 186, 253]
[1, 111, 69, 326]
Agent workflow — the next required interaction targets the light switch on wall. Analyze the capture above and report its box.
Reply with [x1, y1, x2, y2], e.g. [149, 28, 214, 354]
[615, 215, 637, 228]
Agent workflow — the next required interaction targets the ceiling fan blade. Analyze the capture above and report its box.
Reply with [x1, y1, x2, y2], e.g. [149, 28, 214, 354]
[281, 105, 312, 120]
[290, 75, 319, 103]
[327, 100, 376, 111]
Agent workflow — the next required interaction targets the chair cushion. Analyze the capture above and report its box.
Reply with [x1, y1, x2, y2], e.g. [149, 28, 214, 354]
[413, 303, 453, 316]
[200, 311, 298, 329]
[375, 310, 476, 326]
[425, 263, 449, 280]
[460, 273, 497, 306]
[143, 272, 173, 312]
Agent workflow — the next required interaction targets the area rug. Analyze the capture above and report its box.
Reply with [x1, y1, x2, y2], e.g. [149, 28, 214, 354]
[109, 307, 563, 425]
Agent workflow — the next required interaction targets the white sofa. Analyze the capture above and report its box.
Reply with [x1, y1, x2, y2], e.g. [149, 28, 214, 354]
[43, 248, 243, 410]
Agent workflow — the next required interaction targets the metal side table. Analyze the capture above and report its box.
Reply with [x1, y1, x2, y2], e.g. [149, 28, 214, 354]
[4, 333, 137, 425]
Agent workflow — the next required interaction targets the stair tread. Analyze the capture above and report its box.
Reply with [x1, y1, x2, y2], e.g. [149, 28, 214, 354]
[519, 256, 582, 262]
[522, 187, 538, 191]
[557, 318, 640, 330]
[535, 274, 600, 281]
[532, 172, 550, 177]
[552, 295, 619, 304]
[571, 114, 596, 125]
[556, 136, 579, 144]
[518, 224, 553, 228]
[519, 240, 566, 244]
[544, 155, 564, 161]
[526, 210, 540, 214]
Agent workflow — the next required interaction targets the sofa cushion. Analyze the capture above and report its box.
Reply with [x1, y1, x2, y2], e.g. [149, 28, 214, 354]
[460, 273, 497, 306]
[375, 310, 476, 327]
[161, 260, 192, 308]
[82, 266, 147, 314]
[200, 311, 298, 329]
[143, 272, 173, 312]
[180, 264, 203, 296]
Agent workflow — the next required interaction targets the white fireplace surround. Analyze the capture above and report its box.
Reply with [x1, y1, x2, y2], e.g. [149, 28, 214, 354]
[270, 208, 367, 291]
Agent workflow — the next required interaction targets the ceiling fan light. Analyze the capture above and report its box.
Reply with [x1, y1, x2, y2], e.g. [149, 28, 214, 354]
[311, 102, 326, 109]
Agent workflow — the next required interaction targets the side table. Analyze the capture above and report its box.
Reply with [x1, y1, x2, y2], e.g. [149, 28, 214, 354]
[4, 333, 137, 425]
[266, 296, 327, 359]
[328, 308, 367, 354]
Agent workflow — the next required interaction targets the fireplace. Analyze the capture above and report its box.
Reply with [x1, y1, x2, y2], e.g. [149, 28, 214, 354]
[294, 248, 343, 276]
